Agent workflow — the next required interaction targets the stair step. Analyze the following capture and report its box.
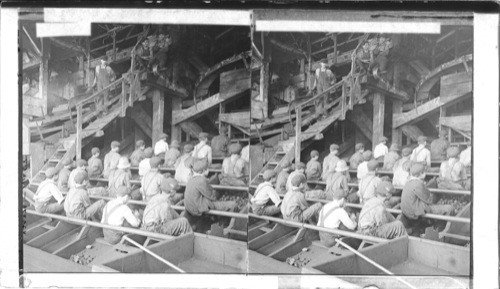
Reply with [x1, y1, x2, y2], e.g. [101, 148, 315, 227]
[49, 159, 61, 163]
[276, 151, 286, 155]
[267, 162, 279, 166]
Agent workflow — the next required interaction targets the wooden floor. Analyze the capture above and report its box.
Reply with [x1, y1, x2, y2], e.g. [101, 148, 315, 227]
[23, 245, 91, 273]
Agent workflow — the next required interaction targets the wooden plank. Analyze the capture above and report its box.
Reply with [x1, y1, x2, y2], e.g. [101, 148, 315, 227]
[349, 106, 373, 141]
[129, 105, 152, 138]
[219, 112, 250, 128]
[362, 75, 410, 101]
[393, 92, 471, 128]
[194, 235, 247, 271]
[220, 68, 251, 100]
[27, 221, 80, 248]
[372, 93, 385, 150]
[23, 245, 91, 273]
[439, 72, 472, 98]
[172, 93, 221, 125]
[440, 115, 471, 132]
[179, 121, 203, 140]
[401, 125, 424, 142]
[152, 89, 164, 145]
[248, 224, 297, 251]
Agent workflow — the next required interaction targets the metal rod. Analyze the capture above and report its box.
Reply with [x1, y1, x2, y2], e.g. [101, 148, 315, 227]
[122, 235, 185, 273]
[248, 213, 386, 244]
[335, 238, 419, 289]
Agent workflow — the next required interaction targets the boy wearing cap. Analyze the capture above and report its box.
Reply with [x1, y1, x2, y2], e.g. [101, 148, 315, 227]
[281, 174, 322, 223]
[326, 160, 350, 200]
[142, 179, 192, 236]
[161, 177, 184, 205]
[57, 158, 73, 193]
[459, 141, 471, 169]
[383, 144, 401, 171]
[430, 130, 450, 161]
[103, 141, 121, 178]
[64, 171, 106, 220]
[139, 147, 154, 178]
[68, 159, 87, 190]
[317, 188, 357, 247]
[349, 143, 365, 170]
[286, 162, 306, 192]
[411, 136, 431, 168]
[437, 147, 469, 190]
[211, 126, 230, 157]
[401, 163, 454, 225]
[193, 132, 212, 165]
[141, 157, 164, 201]
[392, 147, 413, 187]
[130, 140, 146, 167]
[373, 137, 389, 160]
[357, 150, 374, 180]
[154, 133, 169, 159]
[220, 143, 247, 187]
[87, 147, 103, 178]
[357, 160, 382, 204]
[358, 181, 407, 239]
[34, 168, 65, 214]
[184, 159, 237, 216]
[306, 150, 322, 181]
[276, 161, 292, 195]
[251, 170, 282, 216]
[101, 186, 142, 244]
[175, 144, 195, 184]
[322, 144, 340, 181]
[164, 140, 181, 168]
[108, 157, 132, 197]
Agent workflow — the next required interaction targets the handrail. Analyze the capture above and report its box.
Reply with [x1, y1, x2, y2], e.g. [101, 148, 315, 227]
[248, 213, 387, 244]
[89, 195, 247, 219]
[74, 77, 124, 108]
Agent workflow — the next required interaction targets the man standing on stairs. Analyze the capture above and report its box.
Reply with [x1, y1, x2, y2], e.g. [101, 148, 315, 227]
[193, 132, 212, 165]
[349, 143, 365, 170]
[154, 133, 169, 160]
[34, 168, 65, 214]
[87, 147, 103, 178]
[141, 157, 164, 201]
[92, 58, 116, 115]
[322, 144, 340, 182]
[220, 143, 247, 187]
[164, 140, 181, 168]
[103, 141, 121, 178]
[430, 130, 450, 161]
[411, 136, 431, 169]
[211, 126, 230, 158]
[108, 157, 132, 197]
[312, 62, 336, 117]
[57, 158, 73, 193]
[68, 159, 87, 190]
[373, 136, 389, 161]
[130, 140, 146, 167]
[64, 171, 106, 221]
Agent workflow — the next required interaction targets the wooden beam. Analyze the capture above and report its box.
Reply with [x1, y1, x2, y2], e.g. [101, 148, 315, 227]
[50, 37, 85, 55]
[401, 125, 424, 142]
[392, 63, 403, 146]
[219, 112, 250, 129]
[259, 62, 269, 119]
[179, 121, 203, 140]
[128, 105, 152, 139]
[152, 89, 164, 145]
[362, 75, 410, 101]
[349, 106, 373, 141]
[372, 93, 385, 151]
[440, 115, 471, 132]
[171, 96, 182, 142]
[76, 105, 82, 160]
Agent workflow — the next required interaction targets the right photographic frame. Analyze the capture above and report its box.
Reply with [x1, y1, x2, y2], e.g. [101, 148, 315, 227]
[248, 11, 472, 286]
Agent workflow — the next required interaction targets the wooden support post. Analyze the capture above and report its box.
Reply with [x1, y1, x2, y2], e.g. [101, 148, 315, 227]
[307, 34, 312, 90]
[152, 89, 164, 145]
[86, 39, 91, 87]
[295, 106, 302, 163]
[121, 79, 127, 117]
[112, 31, 117, 62]
[372, 93, 385, 151]
[171, 96, 182, 142]
[259, 62, 269, 119]
[39, 38, 51, 115]
[440, 106, 447, 136]
[76, 105, 82, 160]
[332, 34, 337, 65]
[391, 63, 403, 146]
[218, 103, 225, 132]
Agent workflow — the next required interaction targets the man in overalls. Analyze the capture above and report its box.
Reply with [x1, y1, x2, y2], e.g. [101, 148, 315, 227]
[313, 62, 335, 117]
[92, 59, 116, 114]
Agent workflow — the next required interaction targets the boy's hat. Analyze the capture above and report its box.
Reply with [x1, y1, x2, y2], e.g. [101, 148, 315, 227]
[91, 147, 100, 155]
[111, 141, 121, 148]
[367, 160, 379, 171]
[291, 173, 306, 187]
[161, 177, 180, 192]
[149, 157, 162, 168]
[144, 147, 154, 158]
[362, 150, 373, 161]
[183, 144, 194, 153]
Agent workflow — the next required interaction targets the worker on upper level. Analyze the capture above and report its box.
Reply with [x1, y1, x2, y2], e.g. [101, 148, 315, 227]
[322, 144, 340, 181]
[184, 159, 237, 216]
[286, 162, 306, 192]
[383, 144, 401, 171]
[211, 126, 230, 158]
[356, 41, 372, 74]
[87, 147, 103, 179]
[130, 140, 146, 167]
[312, 62, 336, 117]
[64, 171, 106, 221]
[220, 143, 247, 187]
[103, 141, 121, 178]
[369, 35, 393, 76]
[317, 188, 357, 247]
[349, 143, 365, 170]
[141, 157, 164, 201]
[357, 150, 374, 180]
[108, 157, 132, 197]
[193, 132, 212, 165]
[34, 168, 65, 214]
[154, 133, 169, 159]
[281, 174, 322, 223]
[101, 186, 141, 244]
[91, 58, 116, 114]
[68, 159, 87, 190]
[164, 140, 181, 168]
[276, 160, 292, 195]
[306, 150, 322, 181]
[175, 144, 194, 184]
[430, 130, 450, 161]
[411, 136, 431, 169]
[437, 147, 470, 190]
[373, 136, 389, 161]
[251, 170, 282, 216]
[57, 158, 73, 193]
[138, 147, 154, 178]
[358, 181, 407, 239]
[392, 147, 412, 187]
